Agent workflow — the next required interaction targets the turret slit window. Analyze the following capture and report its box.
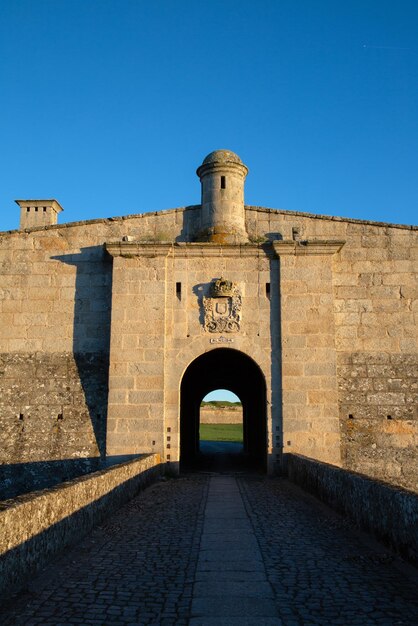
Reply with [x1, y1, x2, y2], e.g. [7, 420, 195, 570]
[221, 176, 226, 189]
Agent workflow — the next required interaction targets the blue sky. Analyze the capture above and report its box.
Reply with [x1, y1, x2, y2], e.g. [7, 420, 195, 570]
[1, 0, 417, 232]
[203, 390, 241, 403]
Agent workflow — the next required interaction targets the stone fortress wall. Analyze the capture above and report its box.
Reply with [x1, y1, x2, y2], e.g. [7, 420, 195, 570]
[200, 406, 243, 424]
[0, 150, 417, 497]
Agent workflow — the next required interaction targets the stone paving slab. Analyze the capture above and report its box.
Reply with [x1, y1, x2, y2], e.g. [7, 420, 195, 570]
[196, 559, 265, 572]
[191, 476, 277, 621]
[202, 520, 251, 530]
[189, 618, 282, 626]
[200, 536, 257, 548]
[199, 547, 262, 561]
[191, 596, 278, 617]
[0, 472, 417, 625]
[195, 570, 268, 583]
[193, 581, 274, 597]
[203, 510, 246, 518]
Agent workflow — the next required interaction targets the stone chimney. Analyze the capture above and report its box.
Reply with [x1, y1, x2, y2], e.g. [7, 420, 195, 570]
[196, 150, 249, 244]
[16, 200, 64, 230]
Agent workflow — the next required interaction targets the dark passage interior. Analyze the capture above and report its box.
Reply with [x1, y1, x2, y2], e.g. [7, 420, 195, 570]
[180, 348, 267, 472]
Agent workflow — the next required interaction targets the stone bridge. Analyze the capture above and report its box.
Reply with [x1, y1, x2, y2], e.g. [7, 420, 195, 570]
[1, 454, 417, 625]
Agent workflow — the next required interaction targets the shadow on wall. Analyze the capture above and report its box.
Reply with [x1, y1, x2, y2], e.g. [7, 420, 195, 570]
[0, 246, 113, 501]
[265, 232, 283, 241]
[0, 458, 102, 500]
[0, 455, 145, 502]
[52, 246, 113, 459]
[192, 281, 216, 328]
[0, 458, 163, 604]
[174, 206, 285, 244]
[175, 205, 201, 242]
[270, 255, 283, 473]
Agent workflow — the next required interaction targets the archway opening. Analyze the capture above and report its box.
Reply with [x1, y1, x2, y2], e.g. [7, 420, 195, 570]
[180, 349, 267, 472]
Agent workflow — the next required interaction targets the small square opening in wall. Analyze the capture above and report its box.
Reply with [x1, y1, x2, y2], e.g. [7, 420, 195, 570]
[35, 207, 38, 212]
[43, 207, 47, 212]
[348, 414, 354, 419]
[26, 207, 30, 212]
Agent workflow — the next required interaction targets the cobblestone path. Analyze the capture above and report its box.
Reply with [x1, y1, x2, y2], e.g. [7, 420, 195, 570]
[0, 474, 417, 625]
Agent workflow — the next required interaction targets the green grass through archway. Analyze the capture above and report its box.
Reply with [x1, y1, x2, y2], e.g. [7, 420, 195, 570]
[200, 423, 243, 442]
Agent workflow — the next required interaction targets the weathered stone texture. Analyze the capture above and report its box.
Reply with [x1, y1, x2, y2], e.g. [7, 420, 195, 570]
[338, 352, 418, 491]
[105, 254, 167, 458]
[329, 223, 418, 492]
[0, 231, 113, 354]
[0, 352, 109, 498]
[280, 252, 341, 466]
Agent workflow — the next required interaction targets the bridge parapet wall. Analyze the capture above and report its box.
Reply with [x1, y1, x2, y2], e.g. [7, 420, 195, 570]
[285, 453, 418, 565]
[0, 454, 162, 603]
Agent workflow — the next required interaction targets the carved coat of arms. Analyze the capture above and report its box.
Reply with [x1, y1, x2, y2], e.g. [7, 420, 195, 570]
[203, 277, 241, 333]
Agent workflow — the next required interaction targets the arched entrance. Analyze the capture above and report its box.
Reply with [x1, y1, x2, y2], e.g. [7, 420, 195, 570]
[180, 348, 267, 471]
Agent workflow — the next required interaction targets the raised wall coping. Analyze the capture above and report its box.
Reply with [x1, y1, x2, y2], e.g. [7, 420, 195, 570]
[0, 454, 163, 602]
[105, 239, 346, 258]
[1, 204, 416, 237]
[285, 453, 418, 565]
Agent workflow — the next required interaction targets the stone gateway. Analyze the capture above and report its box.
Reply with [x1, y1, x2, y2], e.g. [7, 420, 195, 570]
[0, 150, 417, 497]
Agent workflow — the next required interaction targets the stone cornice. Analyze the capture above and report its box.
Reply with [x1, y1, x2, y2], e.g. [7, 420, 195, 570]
[272, 240, 345, 256]
[105, 241, 275, 258]
[15, 199, 64, 214]
[196, 161, 248, 179]
[105, 239, 345, 258]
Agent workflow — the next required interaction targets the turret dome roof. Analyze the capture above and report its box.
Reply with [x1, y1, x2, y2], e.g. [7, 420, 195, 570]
[202, 150, 243, 166]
